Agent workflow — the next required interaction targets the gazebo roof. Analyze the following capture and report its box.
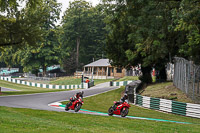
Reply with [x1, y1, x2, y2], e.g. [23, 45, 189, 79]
[84, 59, 111, 67]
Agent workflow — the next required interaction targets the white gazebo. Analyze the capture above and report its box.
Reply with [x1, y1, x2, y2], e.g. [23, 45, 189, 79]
[83, 59, 125, 79]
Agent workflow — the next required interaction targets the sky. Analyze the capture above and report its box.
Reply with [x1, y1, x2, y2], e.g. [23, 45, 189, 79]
[57, 0, 101, 25]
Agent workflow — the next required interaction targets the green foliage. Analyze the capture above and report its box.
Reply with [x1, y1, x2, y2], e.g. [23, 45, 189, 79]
[172, 0, 200, 64]
[104, 0, 199, 82]
[105, 0, 179, 67]
[0, 0, 43, 47]
[0, 0, 41, 12]
[61, 0, 107, 71]
[0, 0, 61, 75]
[1, 0, 199, 77]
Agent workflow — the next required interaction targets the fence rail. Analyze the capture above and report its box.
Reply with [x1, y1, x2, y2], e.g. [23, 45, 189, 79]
[173, 57, 200, 103]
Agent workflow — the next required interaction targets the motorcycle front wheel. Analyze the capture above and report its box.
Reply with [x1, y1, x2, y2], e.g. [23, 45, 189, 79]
[108, 107, 114, 116]
[121, 107, 129, 117]
[75, 103, 82, 112]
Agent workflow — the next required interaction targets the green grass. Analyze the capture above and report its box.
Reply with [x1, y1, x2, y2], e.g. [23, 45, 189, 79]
[93, 79, 113, 85]
[142, 82, 193, 103]
[115, 76, 139, 82]
[0, 106, 199, 133]
[50, 76, 113, 85]
[1, 87, 200, 132]
[0, 80, 71, 96]
[50, 77, 81, 85]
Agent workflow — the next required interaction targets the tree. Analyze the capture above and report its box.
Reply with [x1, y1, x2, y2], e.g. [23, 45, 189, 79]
[61, 0, 106, 72]
[104, 0, 185, 83]
[20, 0, 61, 76]
[172, 0, 200, 64]
[61, 0, 91, 70]
[0, 0, 61, 76]
[0, 0, 43, 47]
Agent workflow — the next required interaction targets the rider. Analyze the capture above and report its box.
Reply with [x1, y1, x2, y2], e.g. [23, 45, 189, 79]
[69, 91, 84, 106]
[112, 94, 128, 110]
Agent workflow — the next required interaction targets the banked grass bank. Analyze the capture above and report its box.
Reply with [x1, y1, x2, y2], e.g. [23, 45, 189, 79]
[111, 80, 200, 119]
[0, 76, 92, 89]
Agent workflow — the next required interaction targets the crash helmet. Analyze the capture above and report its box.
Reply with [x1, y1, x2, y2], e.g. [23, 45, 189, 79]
[78, 91, 84, 97]
[124, 94, 128, 99]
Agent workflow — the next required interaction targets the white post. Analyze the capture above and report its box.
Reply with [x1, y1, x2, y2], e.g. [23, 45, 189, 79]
[92, 67, 94, 81]
[106, 67, 108, 79]
[97, 67, 99, 78]
[101, 67, 103, 79]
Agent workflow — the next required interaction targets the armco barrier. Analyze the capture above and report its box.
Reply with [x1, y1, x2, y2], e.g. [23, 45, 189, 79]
[0, 76, 90, 89]
[136, 94, 200, 118]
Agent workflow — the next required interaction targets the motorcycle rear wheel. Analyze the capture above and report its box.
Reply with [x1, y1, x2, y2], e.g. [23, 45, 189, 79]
[108, 107, 114, 116]
[75, 103, 82, 112]
[121, 107, 129, 117]
[65, 103, 70, 111]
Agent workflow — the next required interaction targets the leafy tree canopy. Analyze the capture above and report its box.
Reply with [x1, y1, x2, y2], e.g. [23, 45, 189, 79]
[61, 0, 107, 71]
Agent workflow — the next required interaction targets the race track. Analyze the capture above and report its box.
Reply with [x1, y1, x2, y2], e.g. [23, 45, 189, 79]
[0, 82, 118, 112]
[0, 82, 193, 124]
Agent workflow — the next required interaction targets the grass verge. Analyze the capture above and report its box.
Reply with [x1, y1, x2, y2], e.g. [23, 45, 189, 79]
[141, 82, 193, 103]
[0, 80, 71, 96]
[50, 77, 113, 85]
[50, 77, 81, 85]
[115, 76, 139, 82]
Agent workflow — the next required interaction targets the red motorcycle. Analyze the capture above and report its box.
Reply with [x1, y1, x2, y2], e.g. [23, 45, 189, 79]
[65, 97, 84, 112]
[108, 101, 130, 117]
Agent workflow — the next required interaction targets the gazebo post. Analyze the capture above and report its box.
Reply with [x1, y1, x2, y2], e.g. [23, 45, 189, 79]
[101, 67, 103, 79]
[97, 67, 99, 78]
[89, 67, 91, 77]
[106, 67, 108, 79]
[92, 66, 94, 80]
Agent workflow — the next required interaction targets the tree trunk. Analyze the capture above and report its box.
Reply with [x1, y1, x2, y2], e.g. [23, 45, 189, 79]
[156, 65, 167, 82]
[76, 37, 80, 70]
[140, 66, 152, 84]
[43, 65, 47, 77]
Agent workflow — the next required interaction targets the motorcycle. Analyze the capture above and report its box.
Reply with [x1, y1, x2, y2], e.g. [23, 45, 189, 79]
[108, 101, 130, 117]
[65, 97, 84, 112]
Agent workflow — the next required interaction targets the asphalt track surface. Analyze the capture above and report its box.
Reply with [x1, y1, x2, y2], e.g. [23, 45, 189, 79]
[0, 82, 118, 112]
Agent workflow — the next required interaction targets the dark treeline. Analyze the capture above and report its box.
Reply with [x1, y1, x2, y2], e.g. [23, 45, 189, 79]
[0, 0, 199, 83]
